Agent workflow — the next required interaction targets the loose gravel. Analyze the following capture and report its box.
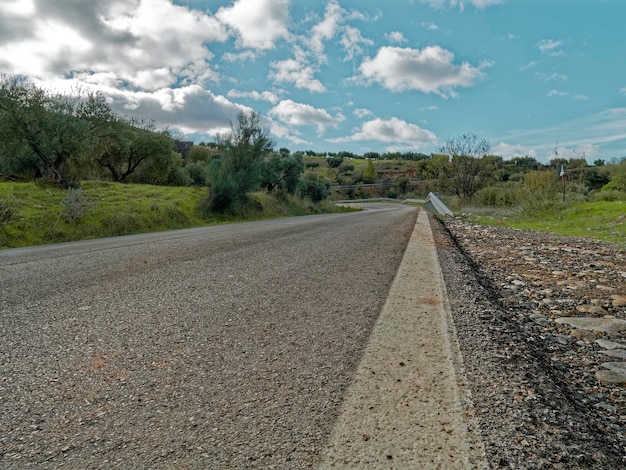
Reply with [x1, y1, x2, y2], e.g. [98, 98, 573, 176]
[433, 215, 626, 469]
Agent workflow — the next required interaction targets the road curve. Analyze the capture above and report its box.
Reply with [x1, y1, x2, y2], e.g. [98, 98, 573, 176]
[1, 204, 420, 468]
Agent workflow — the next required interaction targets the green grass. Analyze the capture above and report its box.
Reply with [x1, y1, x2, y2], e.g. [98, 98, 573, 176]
[0, 181, 352, 249]
[473, 200, 626, 246]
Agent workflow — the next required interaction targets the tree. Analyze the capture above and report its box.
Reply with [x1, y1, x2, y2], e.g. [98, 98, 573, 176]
[203, 111, 274, 213]
[0, 76, 87, 186]
[438, 133, 495, 203]
[363, 159, 377, 183]
[260, 151, 304, 194]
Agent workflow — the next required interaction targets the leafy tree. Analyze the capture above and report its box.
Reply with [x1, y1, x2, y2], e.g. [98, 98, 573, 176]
[203, 111, 273, 213]
[260, 151, 304, 194]
[438, 133, 495, 203]
[363, 159, 377, 183]
[327, 155, 344, 168]
[297, 176, 331, 202]
[0, 76, 87, 186]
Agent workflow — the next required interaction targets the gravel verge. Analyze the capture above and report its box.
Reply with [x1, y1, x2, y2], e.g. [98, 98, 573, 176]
[432, 215, 626, 469]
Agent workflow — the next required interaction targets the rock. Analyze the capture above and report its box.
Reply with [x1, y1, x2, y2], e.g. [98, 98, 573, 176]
[595, 338, 626, 350]
[554, 317, 626, 333]
[596, 362, 626, 383]
[610, 295, 626, 307]
[570, 329, 598, 341]
[529, 313, 548, 325]
[599, 350, 626, 359]
[575, 305, 608, 315]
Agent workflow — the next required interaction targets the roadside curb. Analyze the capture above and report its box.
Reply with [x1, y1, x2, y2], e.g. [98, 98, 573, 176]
[320, 209, 487, 469]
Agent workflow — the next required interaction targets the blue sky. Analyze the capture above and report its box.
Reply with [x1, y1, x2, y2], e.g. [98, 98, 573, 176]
[1, 0, 625, 162]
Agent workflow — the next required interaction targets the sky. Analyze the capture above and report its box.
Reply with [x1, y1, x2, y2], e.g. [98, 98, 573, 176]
[1, 0, 625, 163]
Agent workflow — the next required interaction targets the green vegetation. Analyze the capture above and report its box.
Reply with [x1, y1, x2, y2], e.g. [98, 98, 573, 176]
[471, 200, 625, 246]
[0, 181, 351, 249]
[1, 75, 624, 247]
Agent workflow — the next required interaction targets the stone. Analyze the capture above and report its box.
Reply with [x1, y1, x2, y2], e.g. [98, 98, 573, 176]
[599, 350, 626, 359]
[596, 339, 626, 350]
[596, 362, 626, 383]
[575, 305, 608, 315]
[554, 317, 626, 333]
[611, 295, 626, 307]
[570, 329, 598, 341]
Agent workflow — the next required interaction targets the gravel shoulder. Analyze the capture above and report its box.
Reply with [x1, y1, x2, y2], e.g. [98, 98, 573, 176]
[433, 215, 626, 469]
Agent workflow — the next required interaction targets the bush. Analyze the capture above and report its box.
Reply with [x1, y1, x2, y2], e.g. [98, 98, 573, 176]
[61, 187, 94, 223]
[0, 199, 17, 229]
[590, 189, 626, 202]
[474, 184, 520, 207]
[297, 177, 331, 202]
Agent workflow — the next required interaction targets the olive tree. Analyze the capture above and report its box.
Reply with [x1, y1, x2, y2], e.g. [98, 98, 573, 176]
[0, 76, 87, 186]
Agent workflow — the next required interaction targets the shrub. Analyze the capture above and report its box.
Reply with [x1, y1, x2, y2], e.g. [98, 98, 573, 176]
[474, 184, 520, 207]
[0, 199, 17, 229]
[61, 187, 95, 223]
[297, 176, 331, 202]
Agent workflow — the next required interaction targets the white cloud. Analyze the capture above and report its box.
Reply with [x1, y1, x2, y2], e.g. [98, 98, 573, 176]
[359, 46, 484, 97]
[0, 0, 35, 17]
[492, 142, 538, 159]
[309, 0, 344, 61]
[0, 0, 228, 90]
[340, 26, 374, 61]
[547, 89, 588, 100]
[385, 31, 407, 43]
[269, 99, 343, 133]
[537, 39, 564, 56]
[227, 89, 280, 104]
[420, 0, 502, 10]
[619, 86, 626, 95]
[329, 117, 437, 147]
[421, 22, 439, 31]
[353, 108, 373, 118]
[222, 50, 258, 62]
[216, 0, 290, 50]
[269, 57, 327, 93]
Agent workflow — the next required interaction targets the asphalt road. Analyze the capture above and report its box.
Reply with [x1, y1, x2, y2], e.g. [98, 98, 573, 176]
[1, 204, 418, 468]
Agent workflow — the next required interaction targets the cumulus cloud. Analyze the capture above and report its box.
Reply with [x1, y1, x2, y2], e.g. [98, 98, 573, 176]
[227, 89, 280, 104]
[329, 117, 437, 147]
[340, 26, 374, 61]
[70, 83, 249, 137]
[358, 45, 484, 97]
[385, 31, 407, 43]
[269, 99, 344, 133]
[309, 0, 344, 61]
[306, 0, 371, 63]
[421, 22, 439, 31]
[353, 108, 373, 118]
[0, 0, 228, 89]
[216, 0, 290, 50]
[269, 57, 327, 93]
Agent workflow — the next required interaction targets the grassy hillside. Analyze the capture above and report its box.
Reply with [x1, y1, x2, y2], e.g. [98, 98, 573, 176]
[0, 181, 350, 249]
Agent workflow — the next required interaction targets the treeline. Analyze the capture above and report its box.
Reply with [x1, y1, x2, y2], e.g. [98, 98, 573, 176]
[0, 76, 330, 214]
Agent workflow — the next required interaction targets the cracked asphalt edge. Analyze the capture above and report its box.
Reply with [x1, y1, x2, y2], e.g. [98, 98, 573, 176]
[319, 208, 487, 469]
